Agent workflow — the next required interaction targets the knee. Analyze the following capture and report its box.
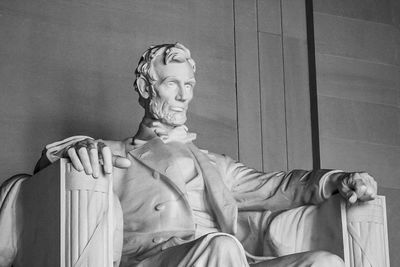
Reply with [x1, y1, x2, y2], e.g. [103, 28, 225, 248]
[309, 251, 345, 267]
[207, 235, 247, 265]
[208, 235, 241, 252]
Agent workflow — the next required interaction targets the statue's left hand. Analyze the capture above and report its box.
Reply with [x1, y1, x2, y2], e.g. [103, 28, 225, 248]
[337, 172, 377, 204]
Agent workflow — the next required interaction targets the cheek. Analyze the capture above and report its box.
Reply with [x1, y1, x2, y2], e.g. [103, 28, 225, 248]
[157, 86, 176, 99]
[160, 95, 176, 106]
[157, 89, 175, 101]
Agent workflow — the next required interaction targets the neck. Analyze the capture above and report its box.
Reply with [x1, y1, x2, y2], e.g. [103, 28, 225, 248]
[133, 116, 176, 142]
[132, 116, 196, 145]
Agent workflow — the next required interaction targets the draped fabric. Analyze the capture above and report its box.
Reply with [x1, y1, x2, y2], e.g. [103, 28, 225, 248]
[0, 174, 31, 266]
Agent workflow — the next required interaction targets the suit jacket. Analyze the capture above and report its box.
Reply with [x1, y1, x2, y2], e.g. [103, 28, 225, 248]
[107, 137, 333, 263]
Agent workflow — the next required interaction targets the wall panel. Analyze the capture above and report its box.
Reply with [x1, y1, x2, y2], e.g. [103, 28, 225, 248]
[316, 54, 400, 107]
[281, 0, 313, 170]
[257, 0, 281, 35]
[314, 12, 400, 66]
[313, 0, 393, 25]
[319, 96, 399, 147]
[234, 0, 263, 170]
[259, 32, 287, 171]
[235, 0, 314, 171]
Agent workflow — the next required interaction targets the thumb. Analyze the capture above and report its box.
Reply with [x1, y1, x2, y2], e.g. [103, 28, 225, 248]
[112, 155, 131, 169]
[346, 191, 357, 204]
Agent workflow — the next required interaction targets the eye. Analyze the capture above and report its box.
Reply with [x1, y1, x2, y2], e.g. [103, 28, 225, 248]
[185, 84, 193, 90]
[167, 81, 176, 87]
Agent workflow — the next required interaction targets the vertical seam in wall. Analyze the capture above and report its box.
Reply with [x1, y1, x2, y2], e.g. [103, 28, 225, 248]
[256, 0, 264, 172]
[305, 0, 321, 169]
[280, 0, 289, 171]
[233, 0, 240, 161]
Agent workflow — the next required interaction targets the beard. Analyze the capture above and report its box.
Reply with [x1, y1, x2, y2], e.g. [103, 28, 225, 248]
[148, 97, 187, 126]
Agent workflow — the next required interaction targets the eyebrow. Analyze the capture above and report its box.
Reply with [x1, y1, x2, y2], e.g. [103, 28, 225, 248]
[159, 76, 177, 84]
[159, 76, 196, 84]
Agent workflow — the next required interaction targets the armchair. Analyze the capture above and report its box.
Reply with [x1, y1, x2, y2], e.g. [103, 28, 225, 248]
[8, 159, 390, 267]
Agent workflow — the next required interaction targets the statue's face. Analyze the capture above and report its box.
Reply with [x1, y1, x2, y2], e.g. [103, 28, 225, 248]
[148, 60, 196, 126]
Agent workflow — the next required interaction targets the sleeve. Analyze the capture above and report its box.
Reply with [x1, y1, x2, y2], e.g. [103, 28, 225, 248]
[213, 154, 343, 211]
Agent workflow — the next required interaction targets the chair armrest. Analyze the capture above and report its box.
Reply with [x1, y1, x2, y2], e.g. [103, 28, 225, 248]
[16, 159, 116, 267]
[310, 194, 390, 267]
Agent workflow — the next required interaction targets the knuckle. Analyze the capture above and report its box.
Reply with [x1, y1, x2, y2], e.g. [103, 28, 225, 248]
[67, 148, 77, 158]
[77, 147, 87, 154]
[354, 179, 363, 186]
[97, 141, 108, 151]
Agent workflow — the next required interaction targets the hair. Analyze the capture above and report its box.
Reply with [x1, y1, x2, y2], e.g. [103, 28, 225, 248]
[134, 43, 196, 108]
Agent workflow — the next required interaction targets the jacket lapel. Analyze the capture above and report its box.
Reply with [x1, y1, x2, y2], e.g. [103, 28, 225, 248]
[128, 138, 187, 197]
[187, 143, 238, 235]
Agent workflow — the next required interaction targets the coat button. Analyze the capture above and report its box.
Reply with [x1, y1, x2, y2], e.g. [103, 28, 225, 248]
[153, 171, 160, 179]
[154, 203, 166, 211]
[152, 237, 164, 244]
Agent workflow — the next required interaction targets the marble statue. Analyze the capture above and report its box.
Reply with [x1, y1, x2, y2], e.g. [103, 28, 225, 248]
[0, 43, 378, 267]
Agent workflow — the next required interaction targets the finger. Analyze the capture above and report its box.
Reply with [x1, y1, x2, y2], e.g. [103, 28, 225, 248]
[366, 174, 378, 196]
[152, 121, 165, 128]
[88, 146, 100, 178]
[337, 176, 350, 198]
[67, 147, 84, 171]
[365, 186, 376, 200]
[354, 178, 367, 196]
[357, 173, 377, 200]
[347, 191, 358, 204]
[100, 145, 113, 174]
[112, 155, 131, 169]
[187, 133, 197, 140]
[154, 128, 168, 136]
[77, 147, 93, 175]
[372, 180, 378, 198]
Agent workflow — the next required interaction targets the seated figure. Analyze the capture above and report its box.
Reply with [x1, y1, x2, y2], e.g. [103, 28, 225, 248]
[0, 43, 377, 267]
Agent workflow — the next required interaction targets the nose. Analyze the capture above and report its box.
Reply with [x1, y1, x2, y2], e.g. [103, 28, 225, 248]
[176, 85, 192, 102]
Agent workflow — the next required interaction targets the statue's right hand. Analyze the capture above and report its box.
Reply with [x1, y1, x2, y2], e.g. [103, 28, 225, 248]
[66, 139, 131, 178]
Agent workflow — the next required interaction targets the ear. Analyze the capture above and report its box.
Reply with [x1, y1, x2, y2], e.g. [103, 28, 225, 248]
[136, 77, 150, 99]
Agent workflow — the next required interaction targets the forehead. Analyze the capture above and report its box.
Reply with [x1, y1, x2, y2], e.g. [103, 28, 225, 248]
[152, 57, 195, 81]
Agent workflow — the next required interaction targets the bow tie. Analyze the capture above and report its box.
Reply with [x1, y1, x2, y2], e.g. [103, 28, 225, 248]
[133, 120, 197, 146]
[154, 124, 197, 144]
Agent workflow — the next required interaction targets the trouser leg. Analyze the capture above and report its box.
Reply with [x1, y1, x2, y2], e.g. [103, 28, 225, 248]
[251, 250, 345, 267]
[251, 251, 345, 267]
[237, 207, 346, 266]
[136, 233, 249, 267]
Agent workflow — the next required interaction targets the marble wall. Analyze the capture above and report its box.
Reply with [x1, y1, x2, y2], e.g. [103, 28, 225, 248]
[0, 0, 238, 180]
[234, 0, 314, 172]
[313, 0, 400, 264]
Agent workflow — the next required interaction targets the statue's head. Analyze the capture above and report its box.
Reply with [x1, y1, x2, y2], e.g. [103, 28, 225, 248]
[134, 43, 196, 126]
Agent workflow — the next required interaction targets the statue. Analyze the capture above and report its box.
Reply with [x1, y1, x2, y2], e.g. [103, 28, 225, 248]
[0, 43, 377, 267]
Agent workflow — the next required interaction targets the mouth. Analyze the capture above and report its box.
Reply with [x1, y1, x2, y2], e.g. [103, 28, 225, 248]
[170, 106, 185, 112]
